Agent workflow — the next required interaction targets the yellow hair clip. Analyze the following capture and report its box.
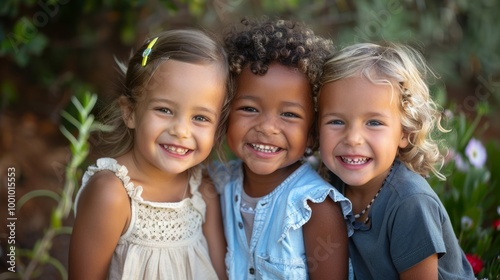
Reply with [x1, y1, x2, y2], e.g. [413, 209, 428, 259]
[141, 37, 159, 67]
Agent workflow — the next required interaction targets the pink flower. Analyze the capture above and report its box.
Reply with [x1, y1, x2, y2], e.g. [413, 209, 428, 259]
[493, 220, 500, 231]
[465, 254, 484, 275]
[453, 153, 469, 172]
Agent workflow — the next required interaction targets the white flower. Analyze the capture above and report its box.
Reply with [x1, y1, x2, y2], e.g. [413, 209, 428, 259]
[465, 138, 487, 168]
[461, 216, 473, 230]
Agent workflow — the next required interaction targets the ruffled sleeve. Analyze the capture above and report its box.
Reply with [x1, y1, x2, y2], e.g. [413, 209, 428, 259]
[278, 163, 354, 241]
[75, 158, 145, 215]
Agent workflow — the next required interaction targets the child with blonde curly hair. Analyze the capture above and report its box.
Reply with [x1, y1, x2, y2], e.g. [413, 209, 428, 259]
[318, 42, 474, 279]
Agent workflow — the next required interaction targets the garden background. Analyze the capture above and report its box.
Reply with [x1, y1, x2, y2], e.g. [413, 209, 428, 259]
[0, 0, 499, 279]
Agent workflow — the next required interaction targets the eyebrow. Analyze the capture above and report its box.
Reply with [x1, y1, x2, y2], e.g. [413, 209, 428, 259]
[236, 95, 308, 111]
[150, 97, 219, 118]
[149, 97, 177, 108]
[320, 110, 391, 119]
[196, 106, 219, 118]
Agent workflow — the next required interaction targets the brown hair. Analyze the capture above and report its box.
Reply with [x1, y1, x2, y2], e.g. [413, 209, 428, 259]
[97, 29, 232, 161]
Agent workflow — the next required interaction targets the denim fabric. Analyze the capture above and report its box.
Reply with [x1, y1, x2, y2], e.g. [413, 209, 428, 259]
[209, 160, 353, 280]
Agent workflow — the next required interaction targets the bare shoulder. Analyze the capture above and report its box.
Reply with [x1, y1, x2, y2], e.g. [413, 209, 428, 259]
[76, 170, 130, 214]
[303, 197, 349, 279]
[309, 197, 342, 217]
[69, 170, 131, 279]
[305, 198, 346, 236]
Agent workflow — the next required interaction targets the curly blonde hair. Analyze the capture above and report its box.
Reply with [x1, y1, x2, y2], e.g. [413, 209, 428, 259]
[320, 42, 448, 180]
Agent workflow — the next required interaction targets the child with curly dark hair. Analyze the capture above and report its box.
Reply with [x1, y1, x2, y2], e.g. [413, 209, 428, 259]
[208, 17, 353, 279]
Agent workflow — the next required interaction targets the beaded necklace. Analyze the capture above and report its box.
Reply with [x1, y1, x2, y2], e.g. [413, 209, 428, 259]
[353, 165, 393, 224]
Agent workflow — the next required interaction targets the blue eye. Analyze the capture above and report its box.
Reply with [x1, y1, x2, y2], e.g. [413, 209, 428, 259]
[327, 119, 344, 125]
[193, 115, 209, 122]
[367, 120, 382, 126]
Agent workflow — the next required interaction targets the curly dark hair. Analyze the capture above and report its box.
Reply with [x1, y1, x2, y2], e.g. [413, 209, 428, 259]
[224, 17, 334, 96]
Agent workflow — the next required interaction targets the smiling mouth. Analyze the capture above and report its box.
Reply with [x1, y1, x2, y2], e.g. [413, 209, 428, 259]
[340, 157, 369, 165]
[162, 145, 191, 155]
[250, 143, 280, 153]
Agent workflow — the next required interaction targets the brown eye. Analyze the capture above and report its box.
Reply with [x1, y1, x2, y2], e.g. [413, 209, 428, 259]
[239, 107, 257, 112]
[281, 112, 299, 118]
[156, 108, 172, 114]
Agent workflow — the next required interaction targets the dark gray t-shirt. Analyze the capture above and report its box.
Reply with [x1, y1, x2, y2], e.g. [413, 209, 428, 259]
[346, 160, 474, 279]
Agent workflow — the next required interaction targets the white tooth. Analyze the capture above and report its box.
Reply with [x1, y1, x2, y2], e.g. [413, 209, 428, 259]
[252, 144, 279, 153]
[342, 157, 368, 164]
[164, 145, 189, 155]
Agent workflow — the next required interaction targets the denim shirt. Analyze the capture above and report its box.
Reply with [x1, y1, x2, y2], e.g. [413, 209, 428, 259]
[209, 160, 353, 279]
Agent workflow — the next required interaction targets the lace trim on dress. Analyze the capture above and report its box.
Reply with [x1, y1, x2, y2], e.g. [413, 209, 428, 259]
[80, 158, 206, 219]
[84, 158, 143, 200]
[79, 158, 210, 246]
[130, 202, 204, 245]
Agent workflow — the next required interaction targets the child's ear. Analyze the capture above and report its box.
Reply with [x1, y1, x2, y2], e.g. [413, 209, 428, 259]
[119, 96, 135, 129]
[399, 131, 410, 149]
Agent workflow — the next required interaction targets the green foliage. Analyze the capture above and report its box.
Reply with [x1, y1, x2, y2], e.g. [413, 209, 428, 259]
[429, 105, 500, 278]
[334, 0, 500, 90]
[0, 92, 110, 280]
[0, 0, 499, 278]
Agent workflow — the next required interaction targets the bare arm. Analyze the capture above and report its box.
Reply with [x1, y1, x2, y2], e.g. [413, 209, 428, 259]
[303, 199, 349, 280]
[68, 172, 130, 280]
[400, 254, 438, 280]
[200, 179, 227, 280]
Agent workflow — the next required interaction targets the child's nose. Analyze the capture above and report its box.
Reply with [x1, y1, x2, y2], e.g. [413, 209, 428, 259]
[344, 127, 363, 146]
[168, 117, 190, 138]
[255, 114, 280, 135]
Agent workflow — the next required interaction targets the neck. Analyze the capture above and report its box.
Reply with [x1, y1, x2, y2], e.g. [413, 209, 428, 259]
[242, 161, 302, 197]
[116, 152, 189, 201]
[345, 166, 393, 216]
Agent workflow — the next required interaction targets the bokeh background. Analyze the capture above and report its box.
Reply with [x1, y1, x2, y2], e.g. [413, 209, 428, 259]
[1, 0, 499, 279]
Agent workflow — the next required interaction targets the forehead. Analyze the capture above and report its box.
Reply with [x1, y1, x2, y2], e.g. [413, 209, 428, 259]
[235, 63, 312, 102]
[319, 76, 400, 111]
[140, 60, 226, 108]
[147, 59, 225, 89]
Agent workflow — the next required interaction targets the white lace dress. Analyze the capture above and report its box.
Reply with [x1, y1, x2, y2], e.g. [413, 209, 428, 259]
[75, 158, 219, 280]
